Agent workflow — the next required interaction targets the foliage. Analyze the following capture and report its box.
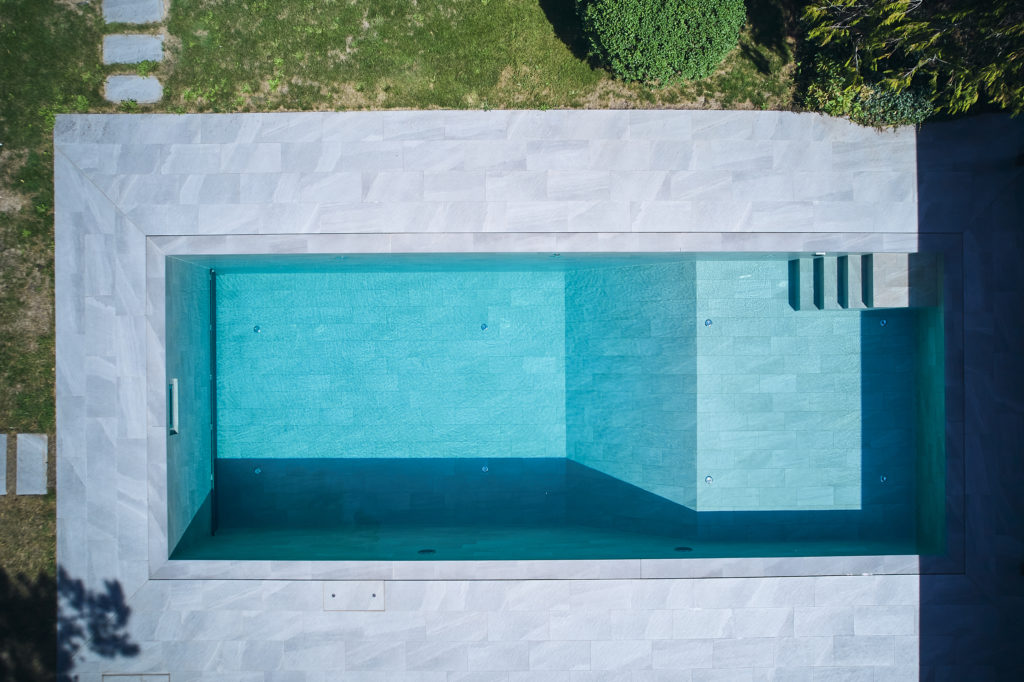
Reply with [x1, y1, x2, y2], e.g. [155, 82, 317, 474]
[803, 0, 1024, 116]
[578, 0, 747, 84]
[134, 59, 160, 78]
[804, 56, 933, 127]
[857, 86, 934, 127]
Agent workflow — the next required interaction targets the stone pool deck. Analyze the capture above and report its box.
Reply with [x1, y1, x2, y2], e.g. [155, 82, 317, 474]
[53, 110, 1022, 679]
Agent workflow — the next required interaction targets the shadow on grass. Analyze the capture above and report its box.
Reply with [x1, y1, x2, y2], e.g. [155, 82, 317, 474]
[745, 0, 806, 55]
[538, 0, 591, 62]
[740, 42, 773, 75]
[0, 566, 139, 681]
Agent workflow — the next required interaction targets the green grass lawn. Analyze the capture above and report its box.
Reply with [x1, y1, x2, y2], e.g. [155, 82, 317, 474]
[160, 0, 799, 112]
[0, 14, 104, 669]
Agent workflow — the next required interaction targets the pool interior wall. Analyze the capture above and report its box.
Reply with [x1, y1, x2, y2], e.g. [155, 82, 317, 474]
[166, 253, 945, 561]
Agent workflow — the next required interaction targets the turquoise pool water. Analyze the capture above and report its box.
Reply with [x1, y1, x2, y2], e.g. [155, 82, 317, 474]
[167, 254, 945, 561]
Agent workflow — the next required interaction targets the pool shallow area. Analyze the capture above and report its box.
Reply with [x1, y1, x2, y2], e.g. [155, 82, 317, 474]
[166, 253, 944, 561]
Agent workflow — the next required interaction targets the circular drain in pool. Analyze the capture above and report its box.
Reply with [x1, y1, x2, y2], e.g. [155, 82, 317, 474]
[417, 549, 437, 555]
[674, 546, 694, 552]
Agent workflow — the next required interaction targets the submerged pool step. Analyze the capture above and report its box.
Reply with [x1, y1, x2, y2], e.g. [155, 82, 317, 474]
[865, 253, 941, 308]
[813, 256, 842, 310]
[838, 255, 868, 309]
[789, 253, 939, 311]
[788, 255, 847, 311]
[787, 258, 815, 311]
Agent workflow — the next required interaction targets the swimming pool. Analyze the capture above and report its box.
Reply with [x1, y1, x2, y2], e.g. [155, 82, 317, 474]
[165, 253, 945, 561]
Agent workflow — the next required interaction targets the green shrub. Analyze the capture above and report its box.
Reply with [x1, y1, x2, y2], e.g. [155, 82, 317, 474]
[804, 57, 934, 128]
[579, 0, 746, 84]
[857, 87, 934, 128]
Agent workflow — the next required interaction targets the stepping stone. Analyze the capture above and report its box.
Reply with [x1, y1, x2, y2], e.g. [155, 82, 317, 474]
[0, 434, 6, 495]
[16, 434, 47, 495]
[104, 75, 163, 103]
[103, 34, 164, 65]
[103, 0, 165, 24]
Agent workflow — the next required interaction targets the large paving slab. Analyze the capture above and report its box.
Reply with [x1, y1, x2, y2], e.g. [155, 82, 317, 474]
[103, 34, 164, 64]
[104, 75, 163, 103]
[49, 110, 996, 680]
[16, 433, 46, 494]
[102, 0, 164, 24]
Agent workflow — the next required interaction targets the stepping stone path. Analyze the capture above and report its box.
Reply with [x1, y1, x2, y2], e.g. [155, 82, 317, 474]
[102, 0, 167, 104]
[106, 75, 164, 104]
[15, 434, 47, 495]
[103, 34, 165, 64]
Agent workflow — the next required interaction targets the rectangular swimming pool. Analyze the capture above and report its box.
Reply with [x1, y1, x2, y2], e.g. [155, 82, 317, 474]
[165, 253, 945, 561]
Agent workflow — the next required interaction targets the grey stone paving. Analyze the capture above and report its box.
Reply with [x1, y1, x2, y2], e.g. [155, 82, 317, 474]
[102, 0, 164, 24]
[52, 110, 976, 680]
[103, 34, 164, 65]
[0, 434, 6, 495]
[104, 75, 163, 104]
[15, 433, 46, 495]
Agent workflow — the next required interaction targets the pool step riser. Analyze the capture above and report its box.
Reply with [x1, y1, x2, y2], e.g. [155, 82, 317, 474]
[789, 253, 940, 311]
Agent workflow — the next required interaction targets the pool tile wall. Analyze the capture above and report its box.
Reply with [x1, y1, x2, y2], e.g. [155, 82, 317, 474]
[214, 269, 566, 459]
[565, 261, 698, 508]
[914, 306, 946, 552]
[164, 256, 212, 550]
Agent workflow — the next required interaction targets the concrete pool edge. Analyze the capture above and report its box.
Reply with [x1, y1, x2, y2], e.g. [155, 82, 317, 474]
[51, 109, 1024, 682]
[53, 111, 965, 589]
[54, 111, 958, 577]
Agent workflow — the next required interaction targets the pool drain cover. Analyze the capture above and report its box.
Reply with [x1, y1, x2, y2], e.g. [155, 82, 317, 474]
[417, 548, 436, 555]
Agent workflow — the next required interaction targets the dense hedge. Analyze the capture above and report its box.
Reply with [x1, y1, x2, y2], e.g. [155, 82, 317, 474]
[579, 0, 746, 84]
[804, 56, 935, 128]
[803, 0, 1024, 118]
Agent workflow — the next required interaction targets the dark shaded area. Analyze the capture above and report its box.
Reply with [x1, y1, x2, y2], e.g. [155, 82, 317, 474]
[740, 42, 773, 76]
[177, 458, 698, 560]
[566, 461, 697, 536]
[744, 0, 806, 57]
[179, 437, 938, 560]
[0, 569, 55, 681]
[916, 115, 1024, 678]
[0, 566, 138, 682]
[538, 0, 592, 63]
[215, 457, 574, 530]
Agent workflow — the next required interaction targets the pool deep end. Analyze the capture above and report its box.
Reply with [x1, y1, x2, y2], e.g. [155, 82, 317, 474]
[166, 254, 945, 561]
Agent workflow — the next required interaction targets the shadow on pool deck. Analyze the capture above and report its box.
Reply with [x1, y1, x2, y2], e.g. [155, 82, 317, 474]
[916, 114, 1024, 678]
[3, 566, 139, 682]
